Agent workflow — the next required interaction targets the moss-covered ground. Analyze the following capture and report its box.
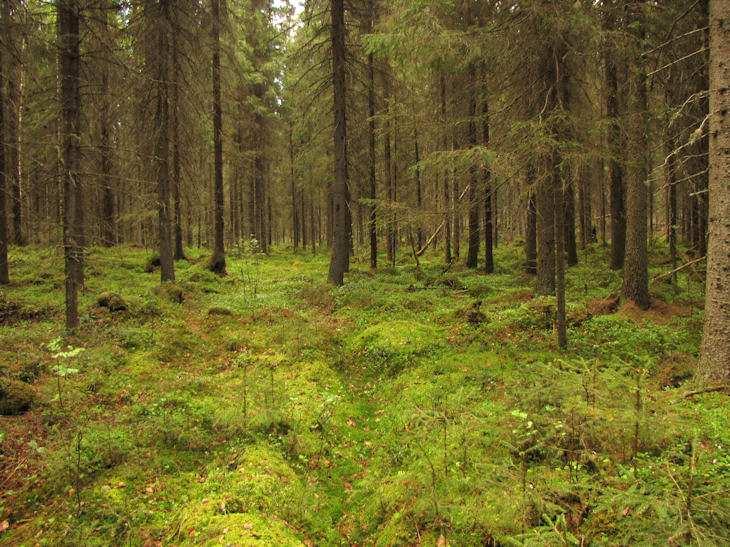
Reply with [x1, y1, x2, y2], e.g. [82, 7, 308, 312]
[0, 243, 728, 545]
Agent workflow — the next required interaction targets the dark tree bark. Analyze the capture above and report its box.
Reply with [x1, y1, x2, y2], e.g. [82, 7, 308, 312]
[327, 0, 350, 285]
[414, 124, 423, 250]
[699, 0, 729, 383]
[58, 0, 84, 329]
[290, 126, 299, 251]
[622, 3, 650, 309]
[0, 12, 8, 283]
[565, 176, 578, 266]
[466, 64, 480, 269]
[536, 168, 556, 295]
[4, 0, 23, 246]
[367, 37, 377, 269]
[525, 189, 537, 274]
[554, 151, 567, 349]
[209, 0, 226, 274]
[383, 69, 395, 267]
[98, 0, 115, 247]
[482, 96, 493, 273]
[604, 4, 626, 270]
[171, 15, 185, 260]
[155, 0, 174, 282]
[440, 73, 451, 265]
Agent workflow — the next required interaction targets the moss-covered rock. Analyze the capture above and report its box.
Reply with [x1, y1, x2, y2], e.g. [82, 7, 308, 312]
[97, 292, 128, 312]
[0, 378, 36, 415]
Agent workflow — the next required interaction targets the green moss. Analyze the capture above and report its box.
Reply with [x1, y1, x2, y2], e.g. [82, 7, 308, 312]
[349, 320, 443, 373]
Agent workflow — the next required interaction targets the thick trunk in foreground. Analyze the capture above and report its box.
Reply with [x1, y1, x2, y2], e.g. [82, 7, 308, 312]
[699, 0, 730, 383]
[209, 0, 226, 274]
[59, 0, 83, 330]
[327, 0, 350, 285]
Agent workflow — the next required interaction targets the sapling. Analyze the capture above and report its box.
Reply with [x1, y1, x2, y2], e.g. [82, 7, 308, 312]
[47, 337, 83, 412]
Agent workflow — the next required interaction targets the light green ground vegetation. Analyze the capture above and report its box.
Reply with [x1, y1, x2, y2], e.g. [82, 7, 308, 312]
[0, 243, 727, 545]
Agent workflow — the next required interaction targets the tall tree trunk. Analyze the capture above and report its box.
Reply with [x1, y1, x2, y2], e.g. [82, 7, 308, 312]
[414, 124, 423, 250]
[384, 69, 395, 267]
[367, 41, 377, 269]
[58, 0, 83, 329]
[0, 11, 8, 283]
[209, 0, 226, 273]
[482, 96, 494, 273]
[466, 64, 480, 269]
[99, 0, 115, 247]
[554, 152, 567, 349]
[605, 5, 626, 270]
[327, 0, 350, 285]
[155, 1, 174, 282]
[366, 9, 377, 269]
[622, 3, 650, 309]
[171, 17, 185, 259]
[4, 0, 23, 246]
[290, 126, 299, 251]
[699, 0, 729, 382]
[440, 73, 451, 265]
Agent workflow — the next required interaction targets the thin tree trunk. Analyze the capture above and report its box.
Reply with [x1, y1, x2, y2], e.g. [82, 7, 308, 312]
[99, 0, 115, 247]
[440, 73, 451, 265]
[171, 17, 184, 259]
[414, 124, 423, 250]
[209, 0, 226, 273]
[466, 64, 480, 269]
[482, 95, 494, 273]
[536, 168, 556, 295]
[367, 38, 377, 269]
[605, 7, 626, 270]
[58, 0, 83, 329]
[525, 188, 537, 274]
[4, 0, 23, 246]
[155, 1, 174, 282]
[0, 11, 8, 283]
[327, 0, 350, 285]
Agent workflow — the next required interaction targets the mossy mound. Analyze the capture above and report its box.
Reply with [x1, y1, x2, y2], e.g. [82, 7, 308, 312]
[178, 509, 303, 545]
[144, 254, 161, 273]
[0, 378, 36, 415]
[97, 292, 128, 312]
[152, 283, 185, 304]
[349, 320, 442, 373]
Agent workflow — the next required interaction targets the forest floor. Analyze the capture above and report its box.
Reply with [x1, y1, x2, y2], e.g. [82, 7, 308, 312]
[0, 243, 728, 545]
